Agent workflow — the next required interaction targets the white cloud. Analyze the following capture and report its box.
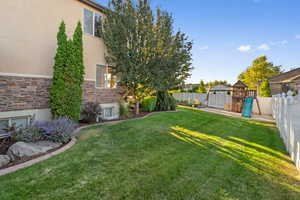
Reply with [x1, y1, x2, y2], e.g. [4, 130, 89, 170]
[296, 35, 300, 39]
[237, 45, 251, 52]
[199, 46, 208, 50]
[270, 40, 288, 46]
[258, 43, 270, 51]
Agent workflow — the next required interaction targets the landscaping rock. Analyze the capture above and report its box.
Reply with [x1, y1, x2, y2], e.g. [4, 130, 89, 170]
[7, 141, 62, 161]
[34, 141, 62, 152]
[0, 155, 10, 168]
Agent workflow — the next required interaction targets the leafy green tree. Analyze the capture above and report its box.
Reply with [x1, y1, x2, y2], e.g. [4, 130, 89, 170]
[238, 56, 282, 90]
[260, 80, 271, 97]
[147, 9, 193, 111]
[50, 21, 85, 121]
[102, 0, 154, 114]
[196, 80, 207, 93]
[102, 0, 192, 113]
[206, 80, 228, 88]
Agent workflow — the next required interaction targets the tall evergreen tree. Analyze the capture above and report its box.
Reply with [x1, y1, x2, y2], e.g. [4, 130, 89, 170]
[50, 21, 69, 118]
[50, 21, 85, 121]
[69, 22, 85, 121]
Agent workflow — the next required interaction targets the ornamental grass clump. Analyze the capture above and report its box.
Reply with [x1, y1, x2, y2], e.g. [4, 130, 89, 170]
[13, 125, 43, 143]
[34, 117, 76, 143]
[141, 96, 157, 112]
[80, 102, 102, 123]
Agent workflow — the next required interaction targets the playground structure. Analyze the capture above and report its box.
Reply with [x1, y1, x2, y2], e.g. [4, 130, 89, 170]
[173, 80, 264, 118]
[207, 80, 261, 118]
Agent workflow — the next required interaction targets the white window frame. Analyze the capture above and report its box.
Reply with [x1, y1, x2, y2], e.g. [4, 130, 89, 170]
[103, 107, 114, 119]
[95, 65, 109, 89]
[0, 116, 31, 130]
[83, 8, 103, 38]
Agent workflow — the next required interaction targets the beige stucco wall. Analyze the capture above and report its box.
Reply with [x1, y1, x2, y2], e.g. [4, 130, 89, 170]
[0, 0, 106, 81]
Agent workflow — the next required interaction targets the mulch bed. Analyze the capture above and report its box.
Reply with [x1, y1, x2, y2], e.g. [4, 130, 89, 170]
[0, 111, 169, 171]
[0, 140, 15, 155]
[0, 113, 149, 170]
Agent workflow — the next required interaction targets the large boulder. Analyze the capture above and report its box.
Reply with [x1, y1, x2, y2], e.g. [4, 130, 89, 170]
[7, 141, 62, 161]
[34, 141, 62, 152]
[0, 155, 10, 168]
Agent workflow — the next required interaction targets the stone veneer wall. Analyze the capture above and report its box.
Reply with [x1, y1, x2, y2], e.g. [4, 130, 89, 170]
[0, 76, 121, 112]
[83, 81, 122, 104]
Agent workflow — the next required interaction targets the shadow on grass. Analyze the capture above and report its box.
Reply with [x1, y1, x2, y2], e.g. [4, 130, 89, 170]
[168, 125, 300, 198]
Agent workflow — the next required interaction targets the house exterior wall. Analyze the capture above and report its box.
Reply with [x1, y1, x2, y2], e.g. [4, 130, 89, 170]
[270, 83, 282, 95]
[270, 80, 300, 95]
[0, 76, 121, 112]
[0, 0, 121, 121]
[0, 0, 106, 80]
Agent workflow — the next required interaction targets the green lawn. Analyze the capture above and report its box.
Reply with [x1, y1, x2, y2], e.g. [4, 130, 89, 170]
[1, 107, 299, 200]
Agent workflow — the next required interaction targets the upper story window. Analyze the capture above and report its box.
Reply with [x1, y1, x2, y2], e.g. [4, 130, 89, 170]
[84, 8, 102, 38]
[96, 65, 117, 89]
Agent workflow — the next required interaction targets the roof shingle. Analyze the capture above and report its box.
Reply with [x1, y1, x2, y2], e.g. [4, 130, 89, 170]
[269, 68, 300, 83]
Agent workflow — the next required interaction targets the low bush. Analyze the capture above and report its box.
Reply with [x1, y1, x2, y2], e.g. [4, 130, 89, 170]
[141, 96, 157, 112]
[81, 102, 102, 123]
[192, 100, 202, 107]
[119, 100, 132, 119]
[13, 125, 43, 143]
[156, 92, 177, 111]
[34, 117, 76, 143]
[0, 116, 75, 145]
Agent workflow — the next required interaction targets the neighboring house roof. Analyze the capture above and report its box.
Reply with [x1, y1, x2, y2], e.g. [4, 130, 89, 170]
[183, 83, 198, 89]
[269, 68, 300, 83]
[210, 84, 232, 91]
[233, 80, 247, 88]
[78, 0, 107, 12]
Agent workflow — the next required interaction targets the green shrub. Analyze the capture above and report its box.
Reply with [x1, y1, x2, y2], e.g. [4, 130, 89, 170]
[141, 96, 157, 112]
[81, 102, 102, 123]
[260, 80, 271, 97]
[119, 100, 132, 119]
[13, 125, 43, 143]
[34, 117, 76, 144]
[156, 92, 176, 111]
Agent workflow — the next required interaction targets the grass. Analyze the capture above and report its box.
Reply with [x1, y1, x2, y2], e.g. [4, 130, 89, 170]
[0, 107, 299, 200]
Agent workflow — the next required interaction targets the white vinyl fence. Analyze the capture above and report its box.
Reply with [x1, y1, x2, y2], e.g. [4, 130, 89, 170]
[173, 93, 208, 105]
[208, 92, 232, 109]
[174, 93, 273, 115]
[272, 91, 300, 171]
[253, 97, 273, 115]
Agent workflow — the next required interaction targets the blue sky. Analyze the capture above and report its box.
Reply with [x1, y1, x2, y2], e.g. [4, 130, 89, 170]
[97, 0, 300, 84]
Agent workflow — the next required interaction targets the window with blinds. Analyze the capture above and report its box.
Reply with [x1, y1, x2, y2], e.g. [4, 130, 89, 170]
[96, 65, 106, 88]
[96, 65, 118, 89]
[84, 8, 103, 38]
[84, 9, 93, 35]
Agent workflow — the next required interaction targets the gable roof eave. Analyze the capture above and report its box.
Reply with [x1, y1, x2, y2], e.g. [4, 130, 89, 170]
[77, 0, 108, 13]
[269, 68, 300, 83]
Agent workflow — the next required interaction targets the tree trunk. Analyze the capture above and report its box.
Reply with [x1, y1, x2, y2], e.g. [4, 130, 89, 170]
[135, 101, 140, 115]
